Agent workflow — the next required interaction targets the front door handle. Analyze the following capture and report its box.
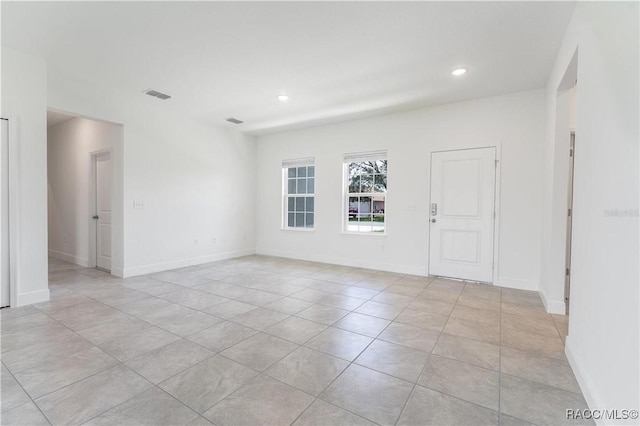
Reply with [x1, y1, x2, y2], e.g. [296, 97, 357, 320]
[431, 218, 436, 223]
[92, 215, 99, 220]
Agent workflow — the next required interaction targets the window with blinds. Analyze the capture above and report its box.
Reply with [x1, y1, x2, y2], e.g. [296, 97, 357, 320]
[343, 151, 387, 233]
[282, 157, 315, 229]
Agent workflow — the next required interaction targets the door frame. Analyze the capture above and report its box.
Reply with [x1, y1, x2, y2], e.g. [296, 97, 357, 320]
[1, 117, 20, 307]
[88, 148, 112, 271]
[427, 144, 502, 285]
[564, 131, 576, 314]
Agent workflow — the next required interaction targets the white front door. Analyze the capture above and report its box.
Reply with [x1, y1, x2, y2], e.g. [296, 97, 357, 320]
[95, 153, 112, 272]
[429, 147, 496, 282]
[1, 119, 10, 307]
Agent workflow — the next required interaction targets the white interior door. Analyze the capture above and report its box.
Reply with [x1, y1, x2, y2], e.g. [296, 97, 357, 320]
[429, 147, 496, 282]
[1, 119, 10, 307]
[95, 153, 112, 271]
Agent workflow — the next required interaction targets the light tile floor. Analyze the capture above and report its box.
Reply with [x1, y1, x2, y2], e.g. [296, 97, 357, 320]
[1, 256, 591, 425]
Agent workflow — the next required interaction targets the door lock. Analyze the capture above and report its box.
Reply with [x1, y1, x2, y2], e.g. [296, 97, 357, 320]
[431, 203, 438, 216]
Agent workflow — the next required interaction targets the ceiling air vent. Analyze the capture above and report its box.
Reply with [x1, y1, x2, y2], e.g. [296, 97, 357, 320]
[143, 89, 172, 100]
[226, 117, 244, 124]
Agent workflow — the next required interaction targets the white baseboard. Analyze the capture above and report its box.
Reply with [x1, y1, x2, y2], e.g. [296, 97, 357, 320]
[495, 276, 539, 291]
[565, 337, 600, 416]
[110, 266, 124, 278]
[121, 248, 256, 278]
[256, 247, 428, 276]
[48, 249, 89, 267]
[539, 290, 566, 314]
[16, 289, 50, 306]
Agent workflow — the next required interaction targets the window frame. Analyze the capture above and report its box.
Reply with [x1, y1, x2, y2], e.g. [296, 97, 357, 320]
[282, 158, 315, 232]
[342, 151, 388, 236]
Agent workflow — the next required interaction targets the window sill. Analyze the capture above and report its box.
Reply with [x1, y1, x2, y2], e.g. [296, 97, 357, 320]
[281, 227, 315, 233]
[341, 231, 387, 237]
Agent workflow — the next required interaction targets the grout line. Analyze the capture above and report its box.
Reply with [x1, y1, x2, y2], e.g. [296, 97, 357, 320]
[1, 360, 53, 425]
[394, 281, 465, 425]
[29, 256, 562, 425]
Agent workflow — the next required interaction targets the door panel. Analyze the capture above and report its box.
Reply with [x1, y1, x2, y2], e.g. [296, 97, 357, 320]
[96, 154, 111, 271]
[1, 119, 9, 307]
[429, 147, 496, 282]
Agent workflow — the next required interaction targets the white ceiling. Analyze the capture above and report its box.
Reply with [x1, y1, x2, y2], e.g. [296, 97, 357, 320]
[2, 1, 575, 134]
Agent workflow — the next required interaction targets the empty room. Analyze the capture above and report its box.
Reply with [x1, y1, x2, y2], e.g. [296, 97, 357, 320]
[1, 1, 638, 425]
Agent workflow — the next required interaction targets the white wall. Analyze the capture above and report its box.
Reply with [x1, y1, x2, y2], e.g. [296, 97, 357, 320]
[256, 90, 546, 289]
[47, 117, 123, 269]
[0, 47, 49, 305]
[542, 2, 639, 420]
[47, 66, 257, 277]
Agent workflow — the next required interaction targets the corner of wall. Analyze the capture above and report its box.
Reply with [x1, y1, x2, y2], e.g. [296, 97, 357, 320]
[48, 249, 90, 268]
[495, 277, 539, 292]
[16, 289, 50, 307]
[121, 248, 256, 278]
[539, 288, 566, 314]
[564, 336, 601, 417]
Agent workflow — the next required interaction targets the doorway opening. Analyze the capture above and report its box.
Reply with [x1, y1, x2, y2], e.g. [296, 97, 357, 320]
[47, 109, 123, 277]
[92, 151, 112, 272]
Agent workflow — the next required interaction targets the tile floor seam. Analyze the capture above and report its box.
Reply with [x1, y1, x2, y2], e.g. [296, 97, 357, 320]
[500, 319, 562, 339]
[498, 371, 585, 396]
[13, 304, 189, 423]
[78, 334, 264, 423]
[1, 360, 54, 425]
[80, 290, 233, 342]
[551, 314, 568, 338]
[307, 325, 386, 422]
[14, 306, 136, 393]
[11, 257, 577, 426]
[126, 347, 218, 385]
[181, 324, 260, 354]
[393, 280, 467, 426]
[79, 383, 204, 425]
[27, 357, 148, 416]
[292, 397, 383, 426]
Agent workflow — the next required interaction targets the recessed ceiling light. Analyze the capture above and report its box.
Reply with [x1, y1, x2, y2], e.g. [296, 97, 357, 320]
[452, 68, 467, 76]
[278, 95, 289, 101]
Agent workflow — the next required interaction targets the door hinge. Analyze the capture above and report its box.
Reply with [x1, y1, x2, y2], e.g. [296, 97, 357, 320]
[568, 208, 572, 217]
[569, 148, 573, 157]
[494, 159, 499, 168]
[566, 268, 570, 276]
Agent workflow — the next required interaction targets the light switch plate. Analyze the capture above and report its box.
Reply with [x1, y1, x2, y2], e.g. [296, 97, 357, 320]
[133, 201, 146, 209]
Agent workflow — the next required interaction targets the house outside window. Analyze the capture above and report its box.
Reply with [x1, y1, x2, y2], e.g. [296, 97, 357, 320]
[344, 151, 387, 233]
[283, 158, 315, 229]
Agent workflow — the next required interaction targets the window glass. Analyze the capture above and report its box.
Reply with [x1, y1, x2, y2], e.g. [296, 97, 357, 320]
[284, 163, 315, 229]
[345, 158, 387, 233]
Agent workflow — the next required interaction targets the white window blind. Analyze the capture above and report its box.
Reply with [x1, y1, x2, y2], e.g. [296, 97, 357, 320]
[282, 157, 315, 169]
[343, 150, 387, 163]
